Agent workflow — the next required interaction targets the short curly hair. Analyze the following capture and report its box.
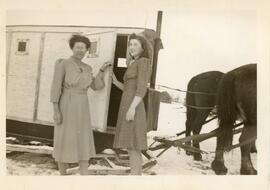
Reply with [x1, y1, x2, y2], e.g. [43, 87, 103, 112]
[69, 34, 91, 49]
[129, 33, 149, 59]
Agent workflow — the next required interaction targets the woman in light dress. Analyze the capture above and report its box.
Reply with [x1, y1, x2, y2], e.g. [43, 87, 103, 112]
[50, 34, 111, 175]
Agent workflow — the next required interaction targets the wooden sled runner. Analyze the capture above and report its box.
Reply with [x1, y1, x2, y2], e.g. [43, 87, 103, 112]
[148, 119, 256, 158]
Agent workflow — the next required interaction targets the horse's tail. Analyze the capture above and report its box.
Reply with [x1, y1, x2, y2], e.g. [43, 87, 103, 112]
[217, 71, 237, 150]
[186, 78, 194, 110]
[185, 78, 196, 135]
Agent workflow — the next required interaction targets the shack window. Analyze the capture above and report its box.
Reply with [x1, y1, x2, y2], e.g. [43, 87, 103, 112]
[87, 38, 100, 58]
[18, 41, 27, 52]
[16, 39, 29, 55]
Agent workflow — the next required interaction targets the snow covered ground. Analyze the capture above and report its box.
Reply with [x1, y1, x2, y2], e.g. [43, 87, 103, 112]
[6, 102, 257, 175]
[148, 103, 257, 175]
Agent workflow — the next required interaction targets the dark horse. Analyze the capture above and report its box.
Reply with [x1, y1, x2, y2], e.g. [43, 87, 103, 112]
[211, 64, 257, 175]
[185, 71, 224, 160]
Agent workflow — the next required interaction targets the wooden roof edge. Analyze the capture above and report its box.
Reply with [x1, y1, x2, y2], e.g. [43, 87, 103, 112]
[6, 24, 154, 30]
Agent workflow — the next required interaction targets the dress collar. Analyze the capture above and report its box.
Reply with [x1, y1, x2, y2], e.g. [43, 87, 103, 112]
[71, 55, 83, 64]
[128, 56, 141, 67]
[70, 56, 85, 73]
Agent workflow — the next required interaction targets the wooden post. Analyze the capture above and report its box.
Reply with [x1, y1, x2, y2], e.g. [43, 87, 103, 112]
[150, 11, 163, 89]
[33, 33, 46, 121]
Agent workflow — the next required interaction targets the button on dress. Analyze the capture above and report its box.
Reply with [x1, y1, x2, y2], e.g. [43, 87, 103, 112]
[50, 56, 104, 163]
[113, 57, 151, 150]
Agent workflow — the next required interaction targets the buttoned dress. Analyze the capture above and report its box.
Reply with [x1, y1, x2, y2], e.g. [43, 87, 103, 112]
[50, 56, 104, 163]
[113, 57, 151, 150]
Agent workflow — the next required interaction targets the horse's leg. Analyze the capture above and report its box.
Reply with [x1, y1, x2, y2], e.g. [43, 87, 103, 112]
[185, 119, 193, 156]
[192, 110, 209, 161]
[211, 124, 230, 175]
[250, 141, 257, 153]
[185, 108, 196, 156]
[239, 124, 257, 175]
[211, 149, 227, 175]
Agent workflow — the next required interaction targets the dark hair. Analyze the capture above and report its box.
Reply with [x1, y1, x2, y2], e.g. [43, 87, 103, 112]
[129, 33, 149, 59]
[69, 34, 91, 49]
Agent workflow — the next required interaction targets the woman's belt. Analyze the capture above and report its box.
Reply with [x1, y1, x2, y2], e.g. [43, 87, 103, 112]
[63, 88, 87, 94]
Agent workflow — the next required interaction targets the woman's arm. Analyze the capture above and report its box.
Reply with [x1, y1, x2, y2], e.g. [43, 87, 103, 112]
[90, 70, 105, 91]
[111, 73, 124, 91]
[126, 58, 150, 122]
[53, 103, 60, 113]
[50, 59, 65, 125]
[126, 96, 143, 122]
[90, 62, 111, 91]
[53, 103, 62, 125]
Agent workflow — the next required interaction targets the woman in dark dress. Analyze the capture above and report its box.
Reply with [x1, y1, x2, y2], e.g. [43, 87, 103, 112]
[112, 34, 151, 175]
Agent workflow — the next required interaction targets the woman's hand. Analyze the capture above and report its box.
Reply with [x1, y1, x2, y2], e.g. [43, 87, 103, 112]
[125, 96, 142, 123]
[111, 72, 124, 90]
[111, 72, 118, 83]
[53, 110, 62, 125]
[126, 107, 136, 122]
[100, 61, 112, 72]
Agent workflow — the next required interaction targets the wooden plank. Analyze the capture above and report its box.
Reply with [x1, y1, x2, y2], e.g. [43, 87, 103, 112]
[7, 116, 54, 126]
[225, 136, 257, 152]
[67, 167, 130, 175]
[154, 125, 243, 146]
[6, 144, 53, 155]
[146, 89, 161, 131]
[175, 116, 217, 136]
[149, 143, 169, 151]
[156, 145, 171, 157]
[6, 143, 118, 159]
[142, 159, 157, 170]
[176, 130, 186, 137]
[67, 159, 157, 175]
[88, 169, 130, 175]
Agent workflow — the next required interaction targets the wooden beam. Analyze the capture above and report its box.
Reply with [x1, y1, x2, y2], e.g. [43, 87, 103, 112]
[67, 167, 130, 175]
[149, 143, 169, 151]
[156, 145, 171, 157]
[150, 11, 163, 88]
[176, 116, 217, 136]
[154, 126, 243, 146]
[142, 159, 157, 170]
[33, 33, 46, 121]
[6, 143, 118, 159]
[87, 169, 130, 175]
[7, 144, 53, 155]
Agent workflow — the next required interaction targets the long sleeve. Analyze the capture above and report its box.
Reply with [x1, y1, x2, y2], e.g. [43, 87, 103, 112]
[135, 58, 150, 98]
[90, 71, 105, 91]
[50, 59, 65, 103]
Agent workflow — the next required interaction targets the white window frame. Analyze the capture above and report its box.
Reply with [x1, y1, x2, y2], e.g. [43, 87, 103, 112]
[87, 38, 100, 58]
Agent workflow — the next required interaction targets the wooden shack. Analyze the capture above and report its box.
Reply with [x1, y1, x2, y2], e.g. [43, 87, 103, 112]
[6, 25, 162, 152]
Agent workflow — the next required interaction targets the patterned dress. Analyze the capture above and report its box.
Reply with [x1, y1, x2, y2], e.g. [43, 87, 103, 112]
[113, 57, 151, 150]
[50, 56, 104, 163]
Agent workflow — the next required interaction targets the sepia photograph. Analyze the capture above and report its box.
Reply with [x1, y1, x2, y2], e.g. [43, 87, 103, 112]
[1, 0, 270, 189]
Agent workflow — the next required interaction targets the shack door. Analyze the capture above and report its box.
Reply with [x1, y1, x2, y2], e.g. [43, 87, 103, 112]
[37, 30, 116, 132]
[6, 32, 43, 121]
[83, 30, 117, 132]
